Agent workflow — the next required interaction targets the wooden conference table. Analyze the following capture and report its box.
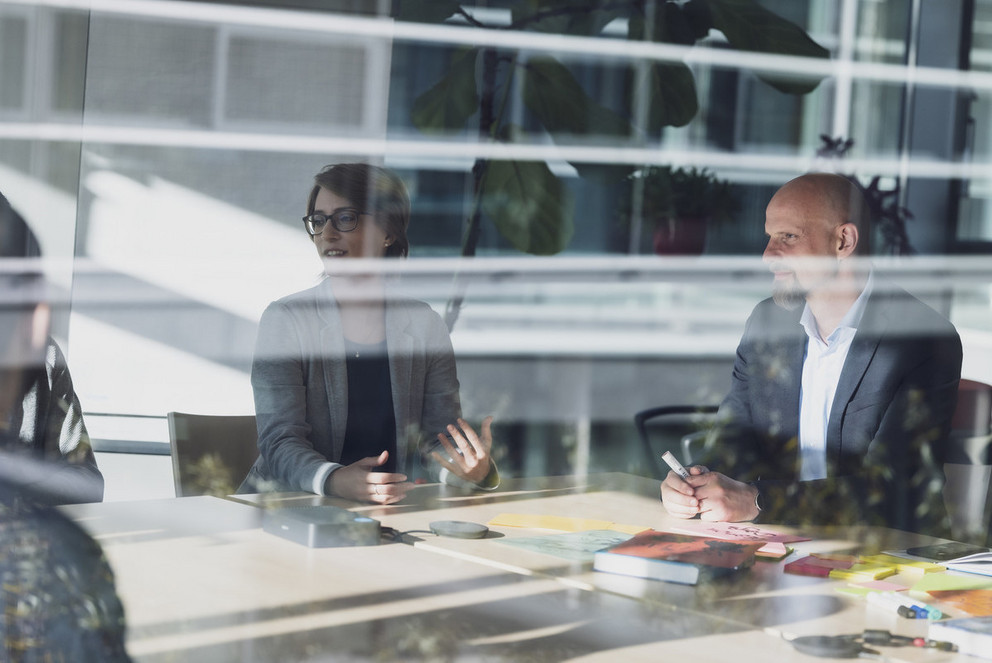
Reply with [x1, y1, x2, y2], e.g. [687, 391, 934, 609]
[61, 473, 977, 662]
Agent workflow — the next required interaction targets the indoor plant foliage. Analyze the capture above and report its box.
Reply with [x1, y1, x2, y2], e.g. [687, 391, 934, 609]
[816, 135, 914, 256]
[624, 166, 740, 254]
[393, 0, 829, 325]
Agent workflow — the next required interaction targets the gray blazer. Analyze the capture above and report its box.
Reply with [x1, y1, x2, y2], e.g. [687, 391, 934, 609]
[241, 279, 461, 493]
[704, 280, 962, 536]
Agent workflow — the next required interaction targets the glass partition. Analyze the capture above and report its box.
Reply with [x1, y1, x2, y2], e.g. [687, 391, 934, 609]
[0, 0, 988, 495]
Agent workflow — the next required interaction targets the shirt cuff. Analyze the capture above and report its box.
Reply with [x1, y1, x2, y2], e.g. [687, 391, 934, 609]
[312, 462, 342, 495]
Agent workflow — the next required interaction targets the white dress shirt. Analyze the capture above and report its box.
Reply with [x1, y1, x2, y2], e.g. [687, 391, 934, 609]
[797, 272, 873, 481]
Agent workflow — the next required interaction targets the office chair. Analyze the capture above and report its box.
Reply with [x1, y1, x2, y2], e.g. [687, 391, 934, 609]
[936, 380, 992, 545]
[167, 412, 259, 497]
[633, 405, 719, 479]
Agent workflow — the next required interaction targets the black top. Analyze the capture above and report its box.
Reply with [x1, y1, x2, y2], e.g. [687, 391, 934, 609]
[339, 339, 397, 472]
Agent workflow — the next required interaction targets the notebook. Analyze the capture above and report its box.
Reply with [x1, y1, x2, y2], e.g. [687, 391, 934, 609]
[592, 529, 762, 586]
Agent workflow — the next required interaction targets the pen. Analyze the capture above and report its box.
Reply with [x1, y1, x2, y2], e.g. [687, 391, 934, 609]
[661, 451, 691, 481]
[881, 592, 943, 620]
[866, 591, 917, 618]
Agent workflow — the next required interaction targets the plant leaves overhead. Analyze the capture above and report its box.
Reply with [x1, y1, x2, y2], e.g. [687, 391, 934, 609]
[693, 0, 830, 94]
[522, 56, 632, 139]
[480, 159, 574, 255]
[511, 0, 624, 35]
[629, 16, 699, 131]
[411, 48, 479, 133]
[392, 0, 463, 23]
[644, 62, 699, 130]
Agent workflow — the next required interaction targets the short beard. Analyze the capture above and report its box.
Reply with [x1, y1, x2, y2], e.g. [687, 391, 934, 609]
[772, 278, 806, 311]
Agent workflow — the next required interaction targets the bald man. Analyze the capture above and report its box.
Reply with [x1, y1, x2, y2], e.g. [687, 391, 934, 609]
[661, 173, 961, 536]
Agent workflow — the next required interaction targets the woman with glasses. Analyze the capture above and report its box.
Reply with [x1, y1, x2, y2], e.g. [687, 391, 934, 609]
[239, 163, 497, 503]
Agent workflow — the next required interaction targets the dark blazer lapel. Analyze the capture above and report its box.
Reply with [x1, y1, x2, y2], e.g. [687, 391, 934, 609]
[826, 293, 887, 462]
[385, 296, 415, 472]
[782, 332, 805, 455]
[757, 304, 805, 465]
[315, 280, 349, 462]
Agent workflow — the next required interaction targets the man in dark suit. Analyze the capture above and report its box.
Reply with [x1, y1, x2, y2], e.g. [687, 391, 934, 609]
[0, 191, 103, 504]
[661, 173, 961, 536]
[0, 193, 129, 658]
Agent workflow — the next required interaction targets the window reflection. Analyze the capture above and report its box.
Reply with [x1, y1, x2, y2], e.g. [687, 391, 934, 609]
[0, 0, 985, 499]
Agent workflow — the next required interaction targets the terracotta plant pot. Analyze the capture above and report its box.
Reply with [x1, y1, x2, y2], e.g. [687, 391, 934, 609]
[652, 217, 707, 255]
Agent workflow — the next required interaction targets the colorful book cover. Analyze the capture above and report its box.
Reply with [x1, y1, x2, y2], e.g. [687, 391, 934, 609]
[593, 529, 762, 586]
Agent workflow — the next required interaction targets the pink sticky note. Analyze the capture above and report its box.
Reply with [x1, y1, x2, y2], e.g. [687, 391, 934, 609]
[857, 581, 907, 592]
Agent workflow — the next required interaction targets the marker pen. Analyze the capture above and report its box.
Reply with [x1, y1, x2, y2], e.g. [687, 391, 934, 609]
[866, 592, 917, 618]
[661, 451, 691, 481]
[881, 592, 942, 620]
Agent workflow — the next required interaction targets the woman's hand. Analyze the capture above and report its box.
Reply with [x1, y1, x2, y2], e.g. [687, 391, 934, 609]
[432, 416, 494, 485]
[325, 451, 411, 504]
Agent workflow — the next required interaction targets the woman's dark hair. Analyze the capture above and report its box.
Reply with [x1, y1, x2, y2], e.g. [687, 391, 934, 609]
[307, 163, 410, 258]
[0, 192, 42, 260]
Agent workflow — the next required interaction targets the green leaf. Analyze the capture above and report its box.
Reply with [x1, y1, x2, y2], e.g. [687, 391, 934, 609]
[696, 0, 830, 94]
[659, 1, 698, 46]
[411, 48, 479, 133]
[480, 159, 574, 255]
[628, 17, 699, 131]
[392, 0, 463, 23]
[645, 62, 699, 130]
[512, 0, 624, 36]
[522, 56, 632, 139]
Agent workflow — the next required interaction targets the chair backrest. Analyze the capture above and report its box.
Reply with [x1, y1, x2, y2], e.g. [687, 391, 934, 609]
[941, 380, 992, 545]
[952, 379, 992, 438]
[633, 405, 719, 478]
[167, 412, 259, 498]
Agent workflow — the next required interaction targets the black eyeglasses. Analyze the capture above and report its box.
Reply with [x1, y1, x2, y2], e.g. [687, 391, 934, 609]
[302, 208, 369, 236]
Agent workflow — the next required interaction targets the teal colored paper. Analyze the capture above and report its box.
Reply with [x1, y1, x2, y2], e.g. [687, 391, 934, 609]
[498, 530, 634, 562]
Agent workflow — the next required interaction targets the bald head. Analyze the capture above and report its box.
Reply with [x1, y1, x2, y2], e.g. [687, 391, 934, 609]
[769, 173, 871, 256]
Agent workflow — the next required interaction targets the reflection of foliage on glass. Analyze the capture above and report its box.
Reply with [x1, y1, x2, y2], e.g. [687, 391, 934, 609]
[816, 135, 915, 256]
[394, 0, 829, 325]
[0, 497, 130, 661]
[187, 453, 238, 497]
[622, 166, 741, 226]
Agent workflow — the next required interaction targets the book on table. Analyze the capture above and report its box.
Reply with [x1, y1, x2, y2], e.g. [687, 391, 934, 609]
[928, 616, 992, 659]
[592, 529, 763, 586]
[891, 542, 992, 577]
[945, 551, 992, 577]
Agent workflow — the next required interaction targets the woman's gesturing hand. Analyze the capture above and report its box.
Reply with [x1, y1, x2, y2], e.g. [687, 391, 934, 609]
[432, 416, 494, 485]
[325, 451, 411, 504]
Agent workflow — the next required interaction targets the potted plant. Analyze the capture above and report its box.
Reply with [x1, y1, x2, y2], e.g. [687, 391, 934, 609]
[622, 166, 740, 255]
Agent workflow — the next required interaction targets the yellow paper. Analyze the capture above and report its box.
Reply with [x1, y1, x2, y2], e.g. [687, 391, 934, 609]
[860, 554, 945, 574]
[609, 523, 653, 535]
[487, 513, 649, 534]
[829, 564, 896, 581]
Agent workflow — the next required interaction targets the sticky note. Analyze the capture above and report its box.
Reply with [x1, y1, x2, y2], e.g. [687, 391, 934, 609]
[486, 513, 650, 534]
[860, 554, 945, 574]
[927, 589, 992, 617]
[855, 580, 908, 592]
[755, 542, 792, 560]
[829, 564, 896, 581]
[911, 573, 992, 594]
[785, 555, 854, 577]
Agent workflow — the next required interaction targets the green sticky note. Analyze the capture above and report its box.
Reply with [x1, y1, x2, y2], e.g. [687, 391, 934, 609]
[911, 573, 992, 593]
